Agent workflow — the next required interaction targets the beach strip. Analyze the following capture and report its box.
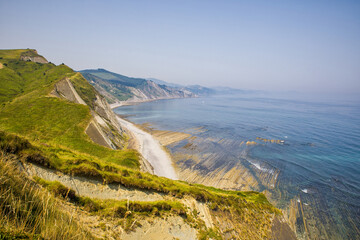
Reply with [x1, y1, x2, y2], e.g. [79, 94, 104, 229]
[115, 116, 178, 180]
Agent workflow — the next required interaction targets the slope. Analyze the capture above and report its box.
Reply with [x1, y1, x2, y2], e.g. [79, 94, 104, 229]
[0, 49, 140, 171]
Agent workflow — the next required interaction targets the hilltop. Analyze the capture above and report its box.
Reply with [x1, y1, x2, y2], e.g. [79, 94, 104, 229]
[0, 49, 296, 239]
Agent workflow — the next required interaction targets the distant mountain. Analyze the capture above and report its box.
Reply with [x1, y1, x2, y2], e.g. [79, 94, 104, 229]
[147, 78, 265, 97]
[213, 86, 266, 95]
[80, 69, 195, 104]
[148, 78, 265, 96]
[185, 85, 216, 95]
[147, 78, 216, 96]
[146, 78, 183, 88]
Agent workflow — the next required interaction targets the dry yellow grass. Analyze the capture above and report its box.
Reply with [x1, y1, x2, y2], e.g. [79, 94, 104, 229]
[0, 153, 94, 239]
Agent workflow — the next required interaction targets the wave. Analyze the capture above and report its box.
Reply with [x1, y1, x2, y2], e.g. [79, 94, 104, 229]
[248, 160, 275, 174]
[301, 188, 309, 194]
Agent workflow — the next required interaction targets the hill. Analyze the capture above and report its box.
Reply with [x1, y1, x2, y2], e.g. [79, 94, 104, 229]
[148, 78, 217, 96]
[80, 69, 195, 104]
[0, 49, 296, 239]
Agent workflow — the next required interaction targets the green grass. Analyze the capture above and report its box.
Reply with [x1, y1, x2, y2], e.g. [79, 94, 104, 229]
[0, 49, 28, 59]
[0, 56, 70, 104]
[69, 72, 98, 108]
[81, 72, 133, 101]
[80, 69, 146, 88]
[0, 67, 24, 103]
[99, 81, 133, 101]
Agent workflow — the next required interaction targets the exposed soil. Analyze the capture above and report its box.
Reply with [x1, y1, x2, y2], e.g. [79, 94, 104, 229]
[26, 164, 164, 202]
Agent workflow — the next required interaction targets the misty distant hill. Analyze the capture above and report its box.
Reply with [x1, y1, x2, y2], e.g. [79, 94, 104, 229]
[80, 69, 195, 103]
[147, 78, 216, 96]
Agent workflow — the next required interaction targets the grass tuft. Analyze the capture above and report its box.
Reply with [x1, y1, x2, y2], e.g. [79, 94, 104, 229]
[0, 153, 93, 239]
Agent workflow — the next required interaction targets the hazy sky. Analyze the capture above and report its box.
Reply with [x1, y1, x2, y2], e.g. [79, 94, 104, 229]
[1, 0, 359, 94]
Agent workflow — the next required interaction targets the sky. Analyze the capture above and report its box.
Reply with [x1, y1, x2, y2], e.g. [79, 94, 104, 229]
[1, 0, 360, 96]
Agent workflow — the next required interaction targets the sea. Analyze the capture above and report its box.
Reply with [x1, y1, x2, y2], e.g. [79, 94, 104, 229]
[114, 93, 360, 240]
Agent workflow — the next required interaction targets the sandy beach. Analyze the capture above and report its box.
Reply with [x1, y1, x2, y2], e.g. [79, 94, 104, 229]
[115, 116, 178, 180]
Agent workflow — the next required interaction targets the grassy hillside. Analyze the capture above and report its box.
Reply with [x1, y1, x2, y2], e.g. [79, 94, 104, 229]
[80, 68, 150, 102]
[81, 72, 133, 102]
[0, 49, 291, 239]
[81, 68, 146, 87]
[0, 49, 140, 171]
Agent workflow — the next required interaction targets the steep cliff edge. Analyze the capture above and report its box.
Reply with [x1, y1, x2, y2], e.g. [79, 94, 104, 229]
[0, 49, 297, 239]
[50, 73, 126, 149]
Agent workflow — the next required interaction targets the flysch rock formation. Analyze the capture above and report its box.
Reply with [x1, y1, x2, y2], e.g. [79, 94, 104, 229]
[126, 79, 194, 103]
[50, 76, 125, 150]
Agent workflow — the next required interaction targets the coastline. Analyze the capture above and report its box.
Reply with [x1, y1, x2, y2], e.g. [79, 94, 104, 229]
[115, 115, 178, 180]
[109, 95, 198, 109]
[110, 98, 195, 180]
[110, 97, 316, 239]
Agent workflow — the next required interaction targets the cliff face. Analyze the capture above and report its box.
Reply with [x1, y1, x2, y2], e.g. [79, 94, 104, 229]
[80, 69, 195, 104]
[51, 73, 127, 150]
[127, 79, 194, 103]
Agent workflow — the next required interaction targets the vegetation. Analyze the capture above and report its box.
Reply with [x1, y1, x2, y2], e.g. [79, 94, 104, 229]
[0, 154, 93, 239]
[33, 176, 186, 230]
[81, 72, 133, 101]
[80, 68, 146, 88]
[0, 49, 140, 170]
[80, 69, 151, 102]
[69, 72, 98, 108]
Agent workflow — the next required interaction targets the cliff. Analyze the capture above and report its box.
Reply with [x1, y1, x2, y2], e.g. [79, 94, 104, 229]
[50, 73, 127, 149]
[0, 49, 296, 239]
[80, 68, 195, 104]
[19, 49, 48, 63]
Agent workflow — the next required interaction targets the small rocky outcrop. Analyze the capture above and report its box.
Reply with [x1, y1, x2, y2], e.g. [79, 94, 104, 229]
[20, 49, 48, 64]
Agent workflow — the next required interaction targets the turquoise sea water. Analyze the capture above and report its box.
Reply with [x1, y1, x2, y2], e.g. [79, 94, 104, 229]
[114, 94, 360, 239]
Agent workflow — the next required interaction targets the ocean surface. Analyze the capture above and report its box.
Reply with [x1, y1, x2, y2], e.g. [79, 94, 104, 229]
[114, 94, 360, 239]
